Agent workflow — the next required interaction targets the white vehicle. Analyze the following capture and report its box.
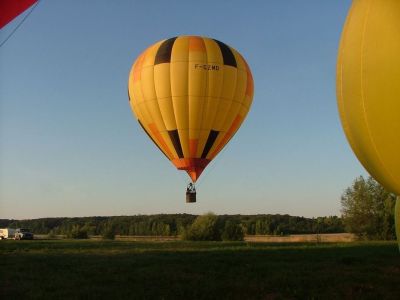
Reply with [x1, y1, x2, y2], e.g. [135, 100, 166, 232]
[0, 228, 16, 240]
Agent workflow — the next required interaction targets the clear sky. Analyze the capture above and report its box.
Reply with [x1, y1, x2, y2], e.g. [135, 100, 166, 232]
[0, 0, 365, 219]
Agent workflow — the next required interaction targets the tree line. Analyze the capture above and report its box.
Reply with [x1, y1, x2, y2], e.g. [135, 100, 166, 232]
[0, 213, 344, 237]
[1, 175, 395, 240]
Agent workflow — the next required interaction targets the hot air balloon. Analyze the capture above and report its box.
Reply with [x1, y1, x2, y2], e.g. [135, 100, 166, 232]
[0, 0, 38, 29]
[337, 0, 400, 248]
[128, 36, 254, 202]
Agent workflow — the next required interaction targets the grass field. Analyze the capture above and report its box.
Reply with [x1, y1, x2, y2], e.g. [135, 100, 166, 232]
[0, 240, 399, 299]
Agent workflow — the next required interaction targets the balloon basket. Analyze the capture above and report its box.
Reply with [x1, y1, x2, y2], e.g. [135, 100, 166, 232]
[186, 192, 196, 203]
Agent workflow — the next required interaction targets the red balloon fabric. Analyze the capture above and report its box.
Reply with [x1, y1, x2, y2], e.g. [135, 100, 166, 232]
[0, 0, 37, 29]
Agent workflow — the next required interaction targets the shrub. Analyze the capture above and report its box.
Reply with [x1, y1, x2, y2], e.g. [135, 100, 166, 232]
[47, 229, 56, 239]
[68, 225, 88, 239]
[182, 213, 221, 241]
[221, 221, 244, 241]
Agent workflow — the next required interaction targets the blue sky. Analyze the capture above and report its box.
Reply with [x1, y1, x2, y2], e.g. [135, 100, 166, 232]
[0, 0, 363, 219]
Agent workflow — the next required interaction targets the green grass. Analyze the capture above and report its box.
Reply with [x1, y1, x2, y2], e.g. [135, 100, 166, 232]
[0, 240, 399, 299]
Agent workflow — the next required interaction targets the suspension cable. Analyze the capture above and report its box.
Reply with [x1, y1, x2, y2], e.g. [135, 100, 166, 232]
[0, 0, 40, 49]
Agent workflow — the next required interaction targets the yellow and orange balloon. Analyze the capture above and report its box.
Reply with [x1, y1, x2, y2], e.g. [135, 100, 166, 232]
[128, 36, 253, 183]
[337, 0, 400, 246]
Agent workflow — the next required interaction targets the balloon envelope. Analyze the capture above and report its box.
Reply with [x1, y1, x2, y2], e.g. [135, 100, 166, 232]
[337, 0, 400, 195]
[128, 36, 254, 182]
[0, 0, 37, 29]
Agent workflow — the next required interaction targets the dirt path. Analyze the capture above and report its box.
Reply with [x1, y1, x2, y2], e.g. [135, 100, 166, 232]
[244, 233, 356, 243]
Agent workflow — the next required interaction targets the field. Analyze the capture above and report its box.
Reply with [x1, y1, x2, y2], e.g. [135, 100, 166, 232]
[0, 240, 399, 299]
[33, 233, 356, 243]
[245, 233, 355, 243]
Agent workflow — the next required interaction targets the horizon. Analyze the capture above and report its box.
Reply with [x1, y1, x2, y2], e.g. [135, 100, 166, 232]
[1, 211, 343, 221]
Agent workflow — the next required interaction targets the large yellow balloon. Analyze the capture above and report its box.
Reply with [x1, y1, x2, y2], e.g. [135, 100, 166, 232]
[337, 0, 400, 247]
[337, 0, 400, 194]
[128, 36, 254, 182]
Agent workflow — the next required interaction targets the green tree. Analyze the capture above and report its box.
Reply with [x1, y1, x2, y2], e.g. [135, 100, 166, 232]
[341, 176, 396, 239]
[382, 196, 396, 240]
[182, 213, 221, 241]
[221, 221, 244, 241]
